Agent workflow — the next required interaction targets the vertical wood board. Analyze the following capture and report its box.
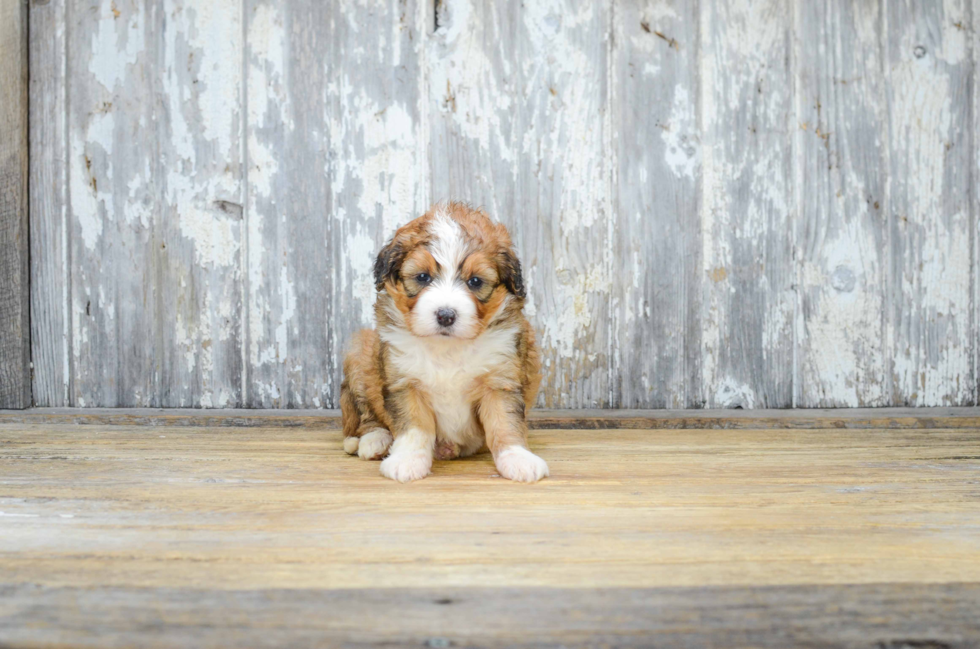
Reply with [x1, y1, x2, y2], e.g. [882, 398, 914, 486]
[0, 0, 31, 409]
[699, 0, 795, 408]
[795, 0, 889, 407]
[244, 0, 426, 408]
[885, 0, 975, 406]
[66, 0, 245, 407]
[29, 0, 69, 407]
[429, 0, 612, 407]
[611, 0, 702, 408]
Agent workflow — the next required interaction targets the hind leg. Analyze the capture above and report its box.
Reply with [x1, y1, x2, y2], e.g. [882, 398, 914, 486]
[341, 329, 393, 460]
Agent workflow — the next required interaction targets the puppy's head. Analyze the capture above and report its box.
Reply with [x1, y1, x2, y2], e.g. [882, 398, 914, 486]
[374, 203, 525, 339]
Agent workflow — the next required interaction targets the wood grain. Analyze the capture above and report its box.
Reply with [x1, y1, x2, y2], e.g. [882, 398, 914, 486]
[0, 0, 30, 409]
[29, 0, 69, 407]
[65, 0, 245, 407]
[975, 0, 980, 409]
[795, 0, 889, 408]
[428, 0, 612, 407]
[2, 419, 979, 644]
[1, 422, 979, 590]
[886, 1, 975, 406]
[611, 1, 702, 408]
[23, 1, 980, 409]
[243, 0, 426, 408]
[3, 406, 980, 430]
[699, 0, 795, 408]
[2, 583, 978, 648]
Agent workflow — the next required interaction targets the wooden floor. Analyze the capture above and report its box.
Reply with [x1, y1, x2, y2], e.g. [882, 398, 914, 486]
[1, 410, 979, 647]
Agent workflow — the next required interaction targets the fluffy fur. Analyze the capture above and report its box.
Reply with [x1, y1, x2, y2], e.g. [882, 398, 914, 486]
[340, 202, 546, 483]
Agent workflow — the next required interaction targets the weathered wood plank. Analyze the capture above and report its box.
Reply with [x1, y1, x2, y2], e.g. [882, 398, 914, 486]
[611, 1, 701, 408]
[29, 0, 69, 407]
[66, 0, 245, 407]
[244, 0, 426, 408]
[699, 0, 795, 408]
[795, 1, 889, 407]
[0, 0, 31, 409]
[26, 1, 980, 409]
[973, 0, 980, 408]
[3, 406, 980, 429]
[1, 424, 979, 591]
[886, 1, 975, 406]
[1, 583, 978, 648]
[428, 0, 611, 407]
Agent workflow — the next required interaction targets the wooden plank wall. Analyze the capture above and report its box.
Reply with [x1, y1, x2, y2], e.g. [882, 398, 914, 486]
[0, 0, 31, 409]
[26, 0, 980, 409]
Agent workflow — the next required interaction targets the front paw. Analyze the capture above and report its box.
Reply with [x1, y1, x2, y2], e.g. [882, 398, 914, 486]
[379, 450, 433, 483]
[494, 446, 549, 483]
[357, 428, 393, 460]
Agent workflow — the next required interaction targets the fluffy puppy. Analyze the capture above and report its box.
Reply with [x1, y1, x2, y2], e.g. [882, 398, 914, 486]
[340, 202, 547, 483]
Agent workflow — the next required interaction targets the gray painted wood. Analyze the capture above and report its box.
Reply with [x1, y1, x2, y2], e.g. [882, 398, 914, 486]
[244, 0, 426, 408]
[795, 0, 889, 407]
[886, 0, 975, 406]
[975, 0, 980, 408]
[0, 0, 31, 409]
[429, 0, 612, 408]
[24, 0, 980, 408]
[29, 0, 69, 407]
[65, 0, 245, 407]
[611, 1, 702, 409]
[699, 0, 795, 408]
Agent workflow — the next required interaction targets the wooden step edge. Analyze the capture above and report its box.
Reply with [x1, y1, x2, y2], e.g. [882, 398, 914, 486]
[1, 407, 979, 429]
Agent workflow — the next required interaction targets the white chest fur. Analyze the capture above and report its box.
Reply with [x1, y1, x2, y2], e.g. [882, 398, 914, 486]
[380, 326, 517, 442]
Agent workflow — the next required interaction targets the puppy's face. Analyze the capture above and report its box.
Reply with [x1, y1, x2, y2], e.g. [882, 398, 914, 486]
[374, 204, 525, 340]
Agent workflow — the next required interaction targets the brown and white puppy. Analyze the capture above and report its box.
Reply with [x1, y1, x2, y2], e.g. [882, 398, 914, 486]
[340, 202, 546, 483]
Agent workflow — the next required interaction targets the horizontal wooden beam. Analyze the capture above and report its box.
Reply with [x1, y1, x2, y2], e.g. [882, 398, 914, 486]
[1, 407, 979, 429]
[2, 583, 977, 648]
[0, 0, 31, 409]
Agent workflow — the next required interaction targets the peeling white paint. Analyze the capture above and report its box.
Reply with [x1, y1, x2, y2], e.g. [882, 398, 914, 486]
[345, 228, 379, 326]
[888, 9, 972, 405]
[714, 377, 756, 409]
[661, 85, 699, 179]
[88, 4, 143, 92]
[45, 0, 978, 410]
[70, 111, 114, 251]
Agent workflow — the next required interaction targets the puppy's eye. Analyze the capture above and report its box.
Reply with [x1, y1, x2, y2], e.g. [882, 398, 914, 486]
[466, 276, 484, 290]
[415, 273, 431, 284]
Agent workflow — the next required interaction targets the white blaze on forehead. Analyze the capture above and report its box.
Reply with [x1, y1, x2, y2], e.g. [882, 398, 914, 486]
[428, 209, 469, 276]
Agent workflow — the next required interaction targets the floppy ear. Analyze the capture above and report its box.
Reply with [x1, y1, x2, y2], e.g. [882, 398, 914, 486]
[496, 248, 526, 299]
[374, 239, 405, 291]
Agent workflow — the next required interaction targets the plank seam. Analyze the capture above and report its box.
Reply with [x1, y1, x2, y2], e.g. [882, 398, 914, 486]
[3, 406, 980, 430]
[972, 0, 979, 406]
[790, 0, 801, 409]
[25, 0, 33, 407]
[878, 0, 894, 406]
[63, 0, 73, 407]
[604, 0, 616, 408]
[239, 0, 249, 409]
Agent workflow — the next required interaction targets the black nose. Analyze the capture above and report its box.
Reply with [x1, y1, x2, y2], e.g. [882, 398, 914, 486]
[436, 308, 456, 328]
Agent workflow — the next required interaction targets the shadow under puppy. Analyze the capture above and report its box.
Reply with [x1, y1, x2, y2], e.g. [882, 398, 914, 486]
[340, 202, 548, 483]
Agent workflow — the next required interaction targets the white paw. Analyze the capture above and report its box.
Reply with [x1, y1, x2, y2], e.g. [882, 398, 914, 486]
[379, 450, 432, 483]
[494, 446, 549, 483]
[343, 436, 360, 455]
[357, 429, 393, 460]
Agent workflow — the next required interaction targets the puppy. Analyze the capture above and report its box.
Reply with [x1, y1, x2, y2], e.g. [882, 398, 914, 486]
[340, 202, 548, 483]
